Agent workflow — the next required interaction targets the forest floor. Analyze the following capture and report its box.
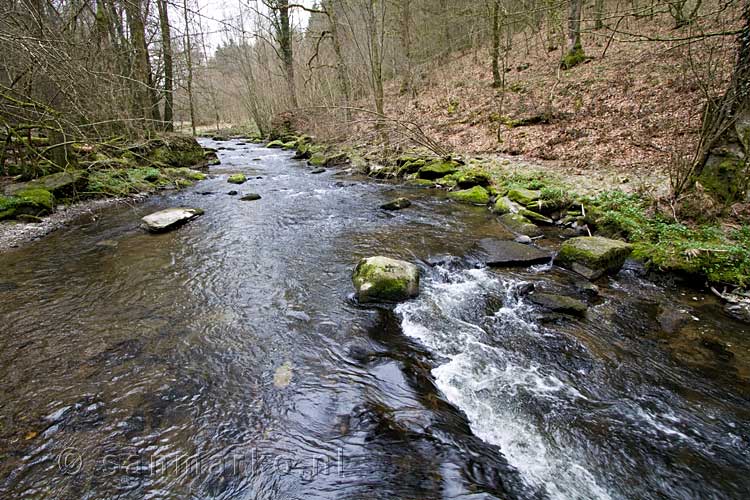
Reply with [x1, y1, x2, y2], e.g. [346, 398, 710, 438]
[302, 16, 735, 199]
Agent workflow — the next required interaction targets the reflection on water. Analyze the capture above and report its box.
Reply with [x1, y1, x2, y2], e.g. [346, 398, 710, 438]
[0, 139, 748, 499]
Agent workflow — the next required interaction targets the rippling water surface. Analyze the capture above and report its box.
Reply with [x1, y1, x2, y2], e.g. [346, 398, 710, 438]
[0, 139, 748, 499]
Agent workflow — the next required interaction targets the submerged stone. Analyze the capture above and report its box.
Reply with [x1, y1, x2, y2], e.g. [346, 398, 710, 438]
[311, 168, 326, 174]
[528, 292, 587, 316]
[380, 197, 412, 210]
[556, 236, 633, 279]
[141, 207, 204, 233]
[448, 186, 490, 205]
[240, 193, 261, 201]
[352, 256, 419, 303]
[227, 173, 247, 184]
[476, 238, 551, 267]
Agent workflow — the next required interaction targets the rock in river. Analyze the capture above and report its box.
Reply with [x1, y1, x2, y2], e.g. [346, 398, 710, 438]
[528, 292, 587, 317]
[141, 207, 204, 233]
[241, 193, 261, 201]
[380, 197, 412, 210]
[476, 238, 551, 267]
[227, 173, 247, 184]
[352, 256, 419, 303]
[556, 236, 633, 280]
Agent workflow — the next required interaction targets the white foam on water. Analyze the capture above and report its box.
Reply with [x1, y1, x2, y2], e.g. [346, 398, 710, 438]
[396, 266, 613, 500]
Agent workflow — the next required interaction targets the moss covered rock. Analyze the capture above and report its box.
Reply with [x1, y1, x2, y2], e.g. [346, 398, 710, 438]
[147, 135, 206, 168]
[0, 189, 55, 220]
[266, 140, 286, 148]
[498, 213, 542, 237]
[507, 188, 541, 206]
[398, 159, 426, 177]
[492, 197, 513, 214]
[519, 209, 553, 225]
[352, 256, 420, 303]
[380, 197, 412, 210]
[454, 169, 491, 188]
[227, 173, 247, 184]
[6, 171, 87, 199]
[556, 236, 633, 279]
[448, 186, 490, 205]
[417, 160, 459, 180]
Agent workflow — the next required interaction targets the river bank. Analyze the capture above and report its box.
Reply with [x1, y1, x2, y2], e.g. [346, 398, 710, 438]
[0, 134, 218, 250]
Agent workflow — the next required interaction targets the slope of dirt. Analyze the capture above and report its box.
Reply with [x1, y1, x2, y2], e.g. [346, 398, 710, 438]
[302, 15, 736, 197]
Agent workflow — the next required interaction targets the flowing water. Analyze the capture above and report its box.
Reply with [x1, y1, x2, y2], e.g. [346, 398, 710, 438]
[1, 139, 749, 499]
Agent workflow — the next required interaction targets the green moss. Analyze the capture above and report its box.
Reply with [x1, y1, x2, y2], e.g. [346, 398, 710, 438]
[493, 197, 512, 214]
[309, 152, 327, 167]
[584, 190, 750, 286]
[451, 168, 492, 188]
[507, 187, 541, 205]
[696, 157, 746, 204]
[16, 189, 54, 211]
[519, 208, 553, 225]
[0, 189, 55, 220]
[227, 173, 247, 184]
[561, 46, 586, 70]
[448, 186, 490, 205]
[417, 160, 459, 180]
[164, 167, 207, 181]
[498, 213, 542, 237]
[266, 140, 286, 148]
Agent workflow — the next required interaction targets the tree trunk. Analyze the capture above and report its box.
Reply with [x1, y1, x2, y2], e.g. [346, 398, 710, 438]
[324, 0, 352, 119]
[124, 0, 152, 128]
[491, 0, 501, 88]
[595, 0, 604, 30]
[182, 0, 196, 136]
[157, 0, 173, 131]
[690, 4, 750, 203]
[367, 0, 386, 143]
[562, 0, 585, 69]
[277, 0, 298, 108]
[399, 0, 416, 98]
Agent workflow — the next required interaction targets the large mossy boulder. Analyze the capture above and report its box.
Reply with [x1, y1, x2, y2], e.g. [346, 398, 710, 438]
[556, 236, 633, 279]
[417, 160, 459, 180]
[141, 207, 204, 233]
[352, 256, 420, 303]
[507, 188, 541, 206]
[0, 189, 55, 220]
[147, 135, 206, 168]
[448, 186, 490, 205]
[498, 213, 542, 237]
[6, 171, 86, 198]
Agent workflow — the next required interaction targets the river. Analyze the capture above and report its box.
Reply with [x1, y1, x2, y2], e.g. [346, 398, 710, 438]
[0, 139, 748, 499]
